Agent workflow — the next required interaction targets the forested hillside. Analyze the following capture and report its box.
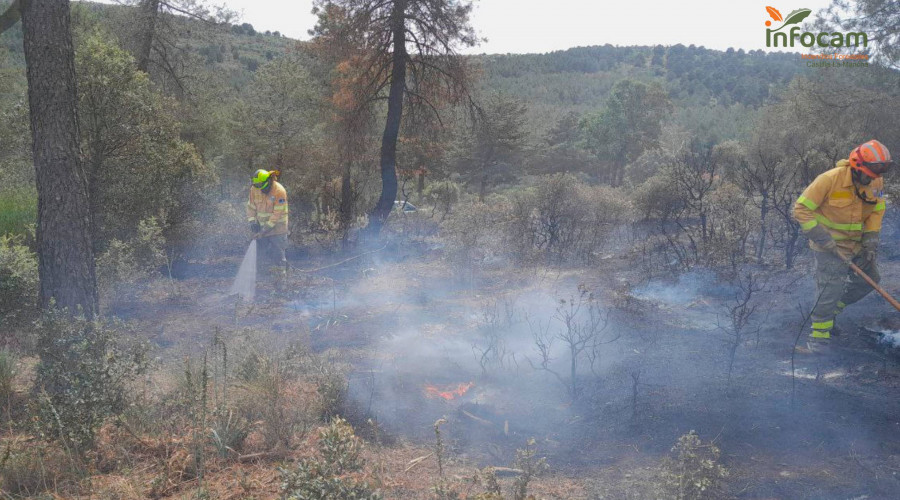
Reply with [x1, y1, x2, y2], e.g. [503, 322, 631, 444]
[3, 4, 808, 160]
[482, 44, 804, 121]
[0, 1, 808, 246]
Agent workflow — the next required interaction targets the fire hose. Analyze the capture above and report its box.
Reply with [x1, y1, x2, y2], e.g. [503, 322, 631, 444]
[835, 249, 900, 312]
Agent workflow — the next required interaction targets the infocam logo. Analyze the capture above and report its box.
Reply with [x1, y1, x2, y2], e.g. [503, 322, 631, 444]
[764, 6, 867, 48]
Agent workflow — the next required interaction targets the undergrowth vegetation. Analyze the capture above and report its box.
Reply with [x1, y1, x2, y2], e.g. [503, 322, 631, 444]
[0, 233, 37, 328]
[279, 418, 381, 500]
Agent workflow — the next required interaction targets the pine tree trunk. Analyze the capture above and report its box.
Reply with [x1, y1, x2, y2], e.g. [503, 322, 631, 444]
[137, 0, 159, 73]
[340, 161, 353, 249]
[21, 0, 98, 316]
[369, 0, 407, 233]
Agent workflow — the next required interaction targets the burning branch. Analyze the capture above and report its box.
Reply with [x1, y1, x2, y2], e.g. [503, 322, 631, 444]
[424, 382, 474, 400]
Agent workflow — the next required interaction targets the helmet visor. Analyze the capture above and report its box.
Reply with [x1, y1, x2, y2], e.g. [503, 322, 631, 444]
[862, 160, 893, 177]
[252, 180, 269, 189]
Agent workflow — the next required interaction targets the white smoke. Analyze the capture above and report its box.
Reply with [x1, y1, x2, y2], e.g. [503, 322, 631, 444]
[230, 240, 257, 301]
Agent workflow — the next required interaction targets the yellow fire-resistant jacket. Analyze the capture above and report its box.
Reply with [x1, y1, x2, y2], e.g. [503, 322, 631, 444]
[247, 181, 289, 236]
[793, 159, 885, 255]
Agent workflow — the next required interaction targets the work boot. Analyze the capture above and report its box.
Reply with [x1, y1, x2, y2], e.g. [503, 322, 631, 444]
[804, 332, 831, 356]
[797, 339, 831, 355]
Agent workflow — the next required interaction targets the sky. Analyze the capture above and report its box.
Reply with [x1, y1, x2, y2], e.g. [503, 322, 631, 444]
[220, 0, 836, 54]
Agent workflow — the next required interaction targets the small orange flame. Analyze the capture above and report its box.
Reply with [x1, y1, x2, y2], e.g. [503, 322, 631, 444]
[424, 382, 474, 400]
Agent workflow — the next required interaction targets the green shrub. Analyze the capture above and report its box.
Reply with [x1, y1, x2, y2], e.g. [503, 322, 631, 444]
[32, 311, 151, 454]
[473, 467, 503, 500]
[0, 233, 38, 325]
[0, 190, 36, 238]
[663, 431, 728, 500]
[424, 180, 462, 219]
[76, 31, 212, 247]
[279, 418, 380, 500]
[96, 216, 167, 295]
[96, 238, 142, 293]
[512, 439, 548, 500]
[134, 216, 168, 272]
[633, 173, 686, 220]
[0, 348, 16, 402]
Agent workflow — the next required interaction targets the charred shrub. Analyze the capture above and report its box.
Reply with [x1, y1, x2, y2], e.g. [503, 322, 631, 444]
[0, 233, 38, 326]
[663, 431, 728, 500]
[635, 142, 755, 274]
[441, 199, 507, 283]
[32, 311, 150, 454]
[528, 286, 613, 399]
[472, 296, 521, 375]
[385, 206, 439, 242]
[279, 417, 381, 500]
[704, 183, 754, 275]
[504, 174, 630, 264]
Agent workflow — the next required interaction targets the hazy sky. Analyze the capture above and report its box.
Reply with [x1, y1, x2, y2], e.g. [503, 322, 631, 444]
[220, 0, 836, 54]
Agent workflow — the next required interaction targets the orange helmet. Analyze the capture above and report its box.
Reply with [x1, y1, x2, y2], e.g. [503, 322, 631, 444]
[849, 139, 893, 178]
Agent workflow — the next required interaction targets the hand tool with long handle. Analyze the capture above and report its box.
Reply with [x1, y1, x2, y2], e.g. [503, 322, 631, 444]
[835, 249, 900, 312]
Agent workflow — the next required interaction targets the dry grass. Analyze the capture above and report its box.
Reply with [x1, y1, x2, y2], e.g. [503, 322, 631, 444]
[0, 421, 590, 499]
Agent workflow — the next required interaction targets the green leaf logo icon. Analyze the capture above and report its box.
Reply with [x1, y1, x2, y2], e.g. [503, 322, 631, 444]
[769, 7, 813, 32]
[782, 8, 812, 26]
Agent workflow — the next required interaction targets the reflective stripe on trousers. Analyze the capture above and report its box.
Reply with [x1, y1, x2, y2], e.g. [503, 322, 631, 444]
[810, 250, 879, 337]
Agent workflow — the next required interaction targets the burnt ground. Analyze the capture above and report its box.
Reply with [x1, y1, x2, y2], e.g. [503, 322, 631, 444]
[106, 238, 900, 499]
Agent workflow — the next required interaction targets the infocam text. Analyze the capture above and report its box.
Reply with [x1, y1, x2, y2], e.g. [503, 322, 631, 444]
[767, 26, 867, 48]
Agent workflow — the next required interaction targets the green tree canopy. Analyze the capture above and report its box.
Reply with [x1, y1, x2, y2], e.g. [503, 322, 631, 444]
[76, 30, 209, 246]
[579, 79, 673, 185]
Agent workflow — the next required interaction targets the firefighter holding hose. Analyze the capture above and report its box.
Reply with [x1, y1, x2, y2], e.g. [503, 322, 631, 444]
[247, 169, 289, 282]
[793, 140, 893, 341]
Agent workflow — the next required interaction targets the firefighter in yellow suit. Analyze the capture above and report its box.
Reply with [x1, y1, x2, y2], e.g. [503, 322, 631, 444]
[247, 169, 289, 280]
[793, 140, 892, 340]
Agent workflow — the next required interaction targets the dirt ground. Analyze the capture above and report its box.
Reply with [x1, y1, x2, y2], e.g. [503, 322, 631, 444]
[78, 230, 900, 500]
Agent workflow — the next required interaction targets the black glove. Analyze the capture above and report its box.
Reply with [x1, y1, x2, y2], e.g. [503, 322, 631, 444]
[250, 221, 261, 233]
[861, 232, 879, 265]
[807, 224, 837, 252]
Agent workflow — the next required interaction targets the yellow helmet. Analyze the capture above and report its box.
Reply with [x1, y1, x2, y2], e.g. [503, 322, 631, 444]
[252, 169, 272, 189]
